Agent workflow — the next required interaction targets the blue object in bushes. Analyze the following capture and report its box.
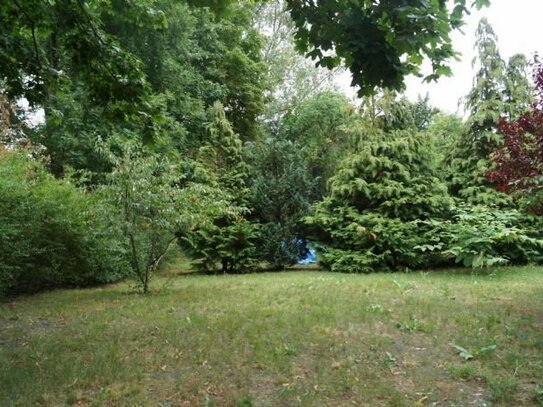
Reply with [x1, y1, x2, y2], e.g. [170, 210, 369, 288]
[299, 248, 317, 264]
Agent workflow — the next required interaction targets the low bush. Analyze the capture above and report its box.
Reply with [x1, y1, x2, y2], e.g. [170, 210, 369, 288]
[417, 204, 543, 267]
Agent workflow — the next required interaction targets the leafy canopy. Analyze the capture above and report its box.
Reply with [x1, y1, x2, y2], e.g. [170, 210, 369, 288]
[285, 0, 490, 96]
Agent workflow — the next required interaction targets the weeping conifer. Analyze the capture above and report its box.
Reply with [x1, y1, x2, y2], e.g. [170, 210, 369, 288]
[306, 124, 452, 273]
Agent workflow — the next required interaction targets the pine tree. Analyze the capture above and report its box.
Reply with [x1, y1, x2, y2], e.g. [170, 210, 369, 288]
[180, 102, 258, 273]
[306, 124, 452, 273]
[446, 19, 514, 206]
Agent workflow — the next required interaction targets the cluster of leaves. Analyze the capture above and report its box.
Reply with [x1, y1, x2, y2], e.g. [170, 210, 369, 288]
[281, 92, 356, 199]
[450, 343, 497, 360]
[0, 0, 148, 108]
[417, 205, 543, 267]
[285, 0, 489, 96]
[0, 94, 28, 147]
[181, 217, 259, 273]
[489, 114, 543, 193]
[1, 0, 268, 176]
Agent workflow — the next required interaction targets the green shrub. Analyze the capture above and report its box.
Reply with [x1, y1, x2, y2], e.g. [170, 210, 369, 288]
[417, 204, 543, 267]
[0, 150, 127, 296]
[306, 128, 452, 272]
[100, 144, 226, 292]
[181, 215, 260, 273]
[178, 102, 259, 273]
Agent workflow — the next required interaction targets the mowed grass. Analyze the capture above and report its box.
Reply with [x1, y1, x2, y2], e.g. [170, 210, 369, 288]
[2, 266, 543, 406]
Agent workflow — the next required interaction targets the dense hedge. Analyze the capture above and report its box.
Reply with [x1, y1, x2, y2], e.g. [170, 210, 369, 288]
[0, 151, 128, 296]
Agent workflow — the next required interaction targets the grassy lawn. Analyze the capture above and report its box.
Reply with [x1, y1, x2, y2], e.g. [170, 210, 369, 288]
[1, 265, 543, 406]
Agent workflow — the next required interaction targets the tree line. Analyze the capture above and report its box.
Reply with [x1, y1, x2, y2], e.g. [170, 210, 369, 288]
[1, 0, 542, 295]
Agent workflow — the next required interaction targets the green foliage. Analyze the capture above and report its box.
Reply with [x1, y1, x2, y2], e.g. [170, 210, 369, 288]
[100, 141, 224, 293]
[5, 0, 542, 289]
[246, 138, 315, 268]
[181, 216, 260, 273]
[0, 94, 27, 147]
[179, 103, 258, 273]
[411, 94, 441, 131]
[285, 0, 489, 95]
[464, 18, 506, 132]
[446, 19, 532, 206]
[100, 0, 267, 142]
[447, 148, 513, 206]
[503, 54, 534, 120]
[282, 92, 356, 199]
[361, 91, 438, 133]
[254, 0, 339, 125]
[425, 113, 464, 154]
[396, 315, 430, 333]
[306, 85, 540, 273]
[0, 0, 148, 107]
[1, 1, 267, 175]
[0, 150, 126, 296]
[446, 19, 506, 205]
[534, 384, 543, 406]
[306, 127, 453, 273]
[417, 205, 543, 267]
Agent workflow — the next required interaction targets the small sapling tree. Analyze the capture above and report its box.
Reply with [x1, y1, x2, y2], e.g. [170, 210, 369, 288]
[102, 142, 223, 293]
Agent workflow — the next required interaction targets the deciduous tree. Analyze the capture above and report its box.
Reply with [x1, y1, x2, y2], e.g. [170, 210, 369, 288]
[102, 142, 224, 293]
[285, 0, 490, 96]
[487, 59, 543, 214]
